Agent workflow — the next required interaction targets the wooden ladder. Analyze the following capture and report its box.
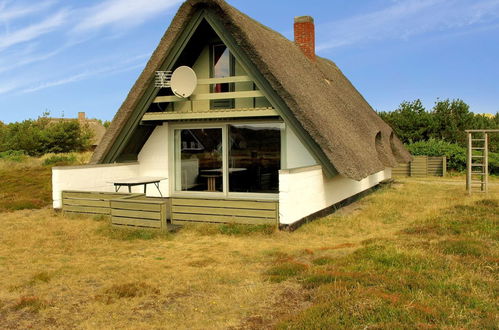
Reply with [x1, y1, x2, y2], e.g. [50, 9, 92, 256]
[466, 131, 488, 194]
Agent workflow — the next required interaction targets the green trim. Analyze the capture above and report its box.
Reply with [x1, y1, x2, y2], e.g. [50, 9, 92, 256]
[102, 10, 206, 163]
[142, 108, 278, 120]
[101, 8, 337, 177]
[203, 12, 338, 177]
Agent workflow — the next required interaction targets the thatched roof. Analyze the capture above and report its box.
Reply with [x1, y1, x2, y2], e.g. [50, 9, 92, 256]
[91, 0, 411, 180]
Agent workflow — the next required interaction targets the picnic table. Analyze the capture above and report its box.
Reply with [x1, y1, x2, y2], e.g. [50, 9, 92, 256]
[109, 177, 167, 197]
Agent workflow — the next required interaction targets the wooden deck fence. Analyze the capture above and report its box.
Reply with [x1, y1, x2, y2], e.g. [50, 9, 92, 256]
[62, 191, 169, 230]
[62, 191, 278, 228]
[392, 156, 446, 177]
[110, 197, 168, 229]
[170, 197, 279, 225]
[61, 191, 145, 215]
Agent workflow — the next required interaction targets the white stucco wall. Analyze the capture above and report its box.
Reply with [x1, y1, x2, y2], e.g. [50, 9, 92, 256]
[279, 165, 392, 225]
[285, 127, 318, 169]
[137, 123, 169, 197]
[52, 163, 140, 209]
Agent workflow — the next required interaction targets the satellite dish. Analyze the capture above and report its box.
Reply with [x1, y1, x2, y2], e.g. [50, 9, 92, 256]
[170, 66, 197, 98]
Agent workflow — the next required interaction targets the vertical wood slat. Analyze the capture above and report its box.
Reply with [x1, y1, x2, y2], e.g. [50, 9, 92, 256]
[484, 132, 488, 194]
[393, 155, 446, 177]
[467, 132, 472, 194]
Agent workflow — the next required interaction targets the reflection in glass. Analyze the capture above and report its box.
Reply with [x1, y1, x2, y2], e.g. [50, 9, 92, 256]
[229, 124, 282, 193]
[213, 44, 231, 93]
[211, 44, 234, 110]
[175, 128, 223, 192]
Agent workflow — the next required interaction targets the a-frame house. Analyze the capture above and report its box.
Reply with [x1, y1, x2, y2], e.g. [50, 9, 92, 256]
[53, 0, 411, 227]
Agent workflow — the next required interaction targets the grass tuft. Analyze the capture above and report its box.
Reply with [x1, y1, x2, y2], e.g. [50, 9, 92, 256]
[12, 296, 47, 312]
[30, 271, 52, 284]
[92, 214, 109, 222]
[219, 223, 276, 236]
[42, 154, 77, 166]
[265, 261, 308, 283]
[437, 239, 489, 257]
[181, 223, 276, 236]
[97, 282, 160, 304]
[311, 256, 335, 266]
[96, 225, 172, 241]
[187, 258, 217, 268]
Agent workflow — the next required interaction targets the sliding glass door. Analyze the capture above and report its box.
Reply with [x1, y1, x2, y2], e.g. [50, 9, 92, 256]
[173, 122, 283, 197]
[228, 124, 281, 193]
[174, 128, 223, 192]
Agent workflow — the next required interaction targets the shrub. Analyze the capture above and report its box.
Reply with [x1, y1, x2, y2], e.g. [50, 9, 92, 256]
[0, 115, 93, 156]
[0, 150, 27, 162]
[42, 154, 77, 166]
[406, 139, 466, 171]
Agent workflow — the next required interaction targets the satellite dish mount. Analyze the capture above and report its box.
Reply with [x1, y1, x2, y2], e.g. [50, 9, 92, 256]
[155, 66, 197, 98]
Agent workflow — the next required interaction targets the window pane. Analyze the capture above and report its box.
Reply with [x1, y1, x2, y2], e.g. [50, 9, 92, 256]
[211, 44, 234, 109]
[213, 45, 230, 78]
[175, 128, 223, 192]
[229, 124, 282, 193]
[213, 44, 230, 93]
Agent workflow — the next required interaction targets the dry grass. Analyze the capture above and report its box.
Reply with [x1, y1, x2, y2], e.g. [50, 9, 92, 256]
[0, 170, 497, 328]
[0, 153, 91, 212]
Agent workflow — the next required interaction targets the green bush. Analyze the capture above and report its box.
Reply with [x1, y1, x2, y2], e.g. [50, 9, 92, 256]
[406, 139, 498, 174]
[0, 115, 93, 156]
[488, 152, 499, 175]
[0, 150, 27, 162]
[42, 154, 77, 166]
[406, 139, 466, 171]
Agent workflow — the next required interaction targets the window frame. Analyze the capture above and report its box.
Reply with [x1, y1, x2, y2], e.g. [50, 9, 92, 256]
[169, 120, 285, 200]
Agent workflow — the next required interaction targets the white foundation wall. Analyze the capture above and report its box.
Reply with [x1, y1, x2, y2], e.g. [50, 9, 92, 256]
[285, 127, 318, 169]
[279, 165, 392, 225]
[52, 163, 140, 209]
[137, 123, 169, 197]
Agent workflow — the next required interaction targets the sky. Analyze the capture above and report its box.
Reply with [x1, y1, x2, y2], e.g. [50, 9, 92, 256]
[0, 0, 498, 123]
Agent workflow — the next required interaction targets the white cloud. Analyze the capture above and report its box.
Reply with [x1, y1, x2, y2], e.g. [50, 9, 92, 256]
[20, 63, 144, 94]
[0, 48, 63, 74]
[316, 0, 499, 51]
[0, 1, 55, 22]
[73, 0, 182, 32]
[11, 54, 149, 94]
[0, 10, 68, 51]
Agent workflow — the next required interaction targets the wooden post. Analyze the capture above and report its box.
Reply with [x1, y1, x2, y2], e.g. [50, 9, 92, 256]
[484, 132, 488, 194]
[442, 156, 447, 177]
[425, 155, 429, 177]
[467, 132, 472, 194]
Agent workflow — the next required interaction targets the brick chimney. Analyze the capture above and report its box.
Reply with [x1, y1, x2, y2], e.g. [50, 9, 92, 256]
[78, 112, 86, 121]
[294, 16, 315, 61]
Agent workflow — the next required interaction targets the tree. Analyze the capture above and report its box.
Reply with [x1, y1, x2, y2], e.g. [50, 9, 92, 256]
[0, 121, 7, 151]
[42, 120, 93, 153]
[378, 99, 434, 144]
[430, 99, 474, 146]
[0, 115, 93, 156]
